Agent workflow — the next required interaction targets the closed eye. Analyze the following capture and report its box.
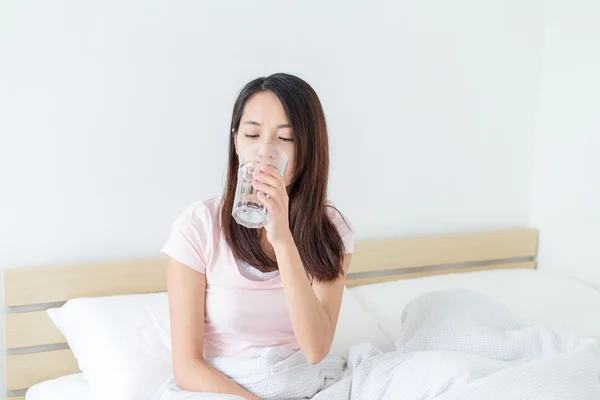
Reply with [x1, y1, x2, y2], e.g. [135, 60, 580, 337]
[244, 134, 259, 139]
[279, 137, 293, 142]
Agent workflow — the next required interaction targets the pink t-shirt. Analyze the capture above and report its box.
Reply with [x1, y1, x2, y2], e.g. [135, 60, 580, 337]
[160, 196, 355, 358]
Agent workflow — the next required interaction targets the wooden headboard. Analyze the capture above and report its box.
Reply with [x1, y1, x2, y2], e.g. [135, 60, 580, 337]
[3, 228, 538, 400]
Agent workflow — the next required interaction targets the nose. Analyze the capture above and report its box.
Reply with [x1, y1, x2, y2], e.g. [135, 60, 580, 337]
[257, 143, 278, 161]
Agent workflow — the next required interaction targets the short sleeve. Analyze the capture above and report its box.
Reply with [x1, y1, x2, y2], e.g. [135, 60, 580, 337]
[326, 203, 355, 254]
[160, 202, 208, 273]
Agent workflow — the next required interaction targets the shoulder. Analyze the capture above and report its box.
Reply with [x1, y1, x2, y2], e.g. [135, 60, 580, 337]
[163, 197, 224, 271]
[171, 196, 223, 233]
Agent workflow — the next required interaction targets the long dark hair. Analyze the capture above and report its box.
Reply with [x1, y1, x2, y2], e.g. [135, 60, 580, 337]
[220, 73, 346, 282]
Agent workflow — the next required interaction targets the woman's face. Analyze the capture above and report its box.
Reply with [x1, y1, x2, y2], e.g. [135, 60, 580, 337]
[235, 91, 296, 186]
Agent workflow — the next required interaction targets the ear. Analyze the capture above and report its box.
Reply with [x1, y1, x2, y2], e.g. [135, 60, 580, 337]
[232, 128, 238, 155]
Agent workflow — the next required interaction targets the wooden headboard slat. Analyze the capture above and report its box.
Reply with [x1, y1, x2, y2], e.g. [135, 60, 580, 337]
[5, 311, 66, 349]
[350, 229, 537, 274]
[5, 349, 79, 392]
[346, 261, 536, 288]
[4, 258, 167, 307]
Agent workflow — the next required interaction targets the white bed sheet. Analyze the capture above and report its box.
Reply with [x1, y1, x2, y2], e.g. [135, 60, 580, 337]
[26, 288, 393, 400]
[27, 269, 600, 399]
[350, 269, 600, 341]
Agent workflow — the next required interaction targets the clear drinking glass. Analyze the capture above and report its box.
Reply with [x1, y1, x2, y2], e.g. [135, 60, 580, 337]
[232, 143, 288, 229]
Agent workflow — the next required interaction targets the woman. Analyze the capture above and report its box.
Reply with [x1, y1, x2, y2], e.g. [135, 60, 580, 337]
[161, 73, 355, 399]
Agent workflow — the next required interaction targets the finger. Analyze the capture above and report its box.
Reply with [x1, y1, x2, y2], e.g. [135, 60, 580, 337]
[253, 180, 286, 214]
[260, 164, 285, 183]
[256, 190, 277, 211]
[252, 171, 281, 189]
[251, 180, 277, 198]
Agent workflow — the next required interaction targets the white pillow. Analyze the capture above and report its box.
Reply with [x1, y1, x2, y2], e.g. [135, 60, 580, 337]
[47, 288, 391, 400]
[331, 287, 394, 355]
[350, 269, 600, 341]
[47, 292, 172, 400]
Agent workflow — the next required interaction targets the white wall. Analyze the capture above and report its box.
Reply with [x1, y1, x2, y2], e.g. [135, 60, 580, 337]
[531, 0, 600, 287]
[0, 0, 544, 394]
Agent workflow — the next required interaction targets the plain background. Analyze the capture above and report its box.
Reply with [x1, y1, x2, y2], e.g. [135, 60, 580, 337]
[0, 0, 598, 394]
[531, 0, 600, 291]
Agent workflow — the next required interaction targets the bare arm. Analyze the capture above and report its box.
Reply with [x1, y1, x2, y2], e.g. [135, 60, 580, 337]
[250, 164, 352, 365]
[273, 237, 352, 364]
[167, 257, 261, 400]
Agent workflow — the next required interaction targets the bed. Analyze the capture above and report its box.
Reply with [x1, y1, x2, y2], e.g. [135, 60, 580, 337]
[4, 228, 600, 399]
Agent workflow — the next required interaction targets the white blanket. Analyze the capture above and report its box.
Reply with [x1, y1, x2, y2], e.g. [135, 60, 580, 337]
[154, 289, 600, 400]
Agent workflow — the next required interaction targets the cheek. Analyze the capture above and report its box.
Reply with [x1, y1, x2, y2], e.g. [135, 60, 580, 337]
[283, 157, 294, 185]
[235, 136, 246, 156]
[235, 139, 256, 162]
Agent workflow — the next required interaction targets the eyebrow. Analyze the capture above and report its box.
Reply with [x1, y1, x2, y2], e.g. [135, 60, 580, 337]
[242, 120, 291, 129]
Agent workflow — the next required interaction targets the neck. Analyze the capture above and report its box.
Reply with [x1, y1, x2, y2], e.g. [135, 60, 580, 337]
[259, 228, 276, 261]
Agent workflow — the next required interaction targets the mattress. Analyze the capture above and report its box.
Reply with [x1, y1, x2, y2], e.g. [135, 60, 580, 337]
[350, 268, 600, 341]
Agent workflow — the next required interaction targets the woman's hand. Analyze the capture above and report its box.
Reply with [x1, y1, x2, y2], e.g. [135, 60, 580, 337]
[251, 163, 292, 246]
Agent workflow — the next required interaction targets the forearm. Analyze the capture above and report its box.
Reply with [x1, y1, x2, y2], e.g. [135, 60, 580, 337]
[175, 359, 260, 400]
[274, 236, 334, 363]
